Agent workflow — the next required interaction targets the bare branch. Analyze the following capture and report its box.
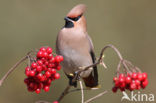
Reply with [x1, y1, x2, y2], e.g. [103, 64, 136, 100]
[0, 55, 28, 86]
[84, 90, 108, 103]
[79, 81, 84, 103]
[35, 101, 50, 103]
[57, 85, 71, 102]
[55, 44, 124, 102]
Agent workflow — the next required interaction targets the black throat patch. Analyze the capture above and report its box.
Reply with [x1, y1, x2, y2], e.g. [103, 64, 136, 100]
[64, 20, 74, 28]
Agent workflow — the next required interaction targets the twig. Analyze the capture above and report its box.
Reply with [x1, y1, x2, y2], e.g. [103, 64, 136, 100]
[0, 55, 28, 86]
[84, 90, 108, 103]
[55, 44, 124, 102]
[78, 44, 123, 72]
[79, 81, 84, 103]
[57, 85, 71, 102]
[0, 44, 127, 103]
[35, 101, 50, 103]
[116, 61, 122, 76]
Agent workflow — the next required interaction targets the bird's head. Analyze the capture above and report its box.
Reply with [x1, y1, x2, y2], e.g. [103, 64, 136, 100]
[64, 4, 87, 31]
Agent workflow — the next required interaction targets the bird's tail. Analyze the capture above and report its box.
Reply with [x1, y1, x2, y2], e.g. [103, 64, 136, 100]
[83, 66, 100, 89]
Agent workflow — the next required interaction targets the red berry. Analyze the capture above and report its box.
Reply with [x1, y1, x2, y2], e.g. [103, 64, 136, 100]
[53, 101, 59, 103]
[135, 79, 141, 86]
[119, 77, 125, 83]
[142, 79, 148, 88]
[50, 57, 55, 63]
[36, 66, 42, 72]
[127, 73, 132, 77]
[54, 73, 60, 79]
[55, 56, 61, 62]
[29, 82, 35, 88]
[132, 72, 137, 79]
[40, 47, 46, 52]
[25, 71, 30, 76]
[41, 58, 46, 62]
[40, 76, 46, 82]
[120, 82, 126, 88]
[45, 61, 49, 66]
[29, 70, 35, 77]
[27, 87, 34, 92]
[142, 73, 147, 80]
[113, 77, 118, 82]
[35, 88, 41, 94]
[137, 73, 143, 81]
[112, 86, 118, 93]
[24, 78, 29, 84]
[45, 71, 51, 78]
[59, 55, 63, 61]
[48, 54, 53, 59]
[51, 69, 56, 74]
[38, 83, 43, 89]
[42, 64, 47, 71]
[136, 85, 141, 90]
[119, 73, 125, 78]
[37, 51, 44, 58]
[25, 66, 30, 71]
[119, 88, 125, 92]
[44, 86, 50, 92]
[31, 62, 37, 69]
[130, 83, 136, 90]
[48, 63, 53, 68]
[46, 47, 52, 54]
[115, 81, 120, 87]
[43, 52, 48, 58]
[56, 65, 61, 70]
[125, 76, 132, 84]
[37, 60, 43, 65]
[37, 73, 43, 80]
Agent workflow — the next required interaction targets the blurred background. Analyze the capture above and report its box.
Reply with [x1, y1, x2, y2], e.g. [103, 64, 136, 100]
[0, 0, 156, 103]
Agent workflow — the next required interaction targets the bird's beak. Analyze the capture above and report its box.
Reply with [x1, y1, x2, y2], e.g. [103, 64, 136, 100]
[64, 17, 72, 22]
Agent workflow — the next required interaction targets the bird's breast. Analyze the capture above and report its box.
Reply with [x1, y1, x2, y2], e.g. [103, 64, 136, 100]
[56, 28, 93, 75]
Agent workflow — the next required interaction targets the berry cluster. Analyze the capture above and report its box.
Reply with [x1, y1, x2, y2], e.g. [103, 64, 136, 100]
[112, 72, 148, 93]
[24, 47, 63, 94]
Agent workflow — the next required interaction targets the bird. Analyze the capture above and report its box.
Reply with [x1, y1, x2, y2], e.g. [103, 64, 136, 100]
[56, 4, 99, 89]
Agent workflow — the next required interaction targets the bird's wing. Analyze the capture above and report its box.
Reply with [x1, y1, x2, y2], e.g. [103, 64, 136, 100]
[86, 34, 98, 84]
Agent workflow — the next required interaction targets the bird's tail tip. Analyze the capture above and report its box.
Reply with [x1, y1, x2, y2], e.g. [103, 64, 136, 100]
[86, 84, 101, 90]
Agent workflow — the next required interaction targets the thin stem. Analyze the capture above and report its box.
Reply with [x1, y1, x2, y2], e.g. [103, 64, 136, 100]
[116, 61, 122, 76]
[56, 44, 124, 102]
[35, 101, 50, 103]
[79, 81, 84, 103]
[57, 85, 71, 102]
[0, 55, 28, 86]
[80, 44, 124, 72]
[84, 90, 108, 103]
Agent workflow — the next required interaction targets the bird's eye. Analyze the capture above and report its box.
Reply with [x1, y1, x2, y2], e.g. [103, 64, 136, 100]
[68, 15, 82, 21]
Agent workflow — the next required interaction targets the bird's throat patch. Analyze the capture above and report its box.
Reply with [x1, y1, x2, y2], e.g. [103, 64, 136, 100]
[64, 20, 74, 28]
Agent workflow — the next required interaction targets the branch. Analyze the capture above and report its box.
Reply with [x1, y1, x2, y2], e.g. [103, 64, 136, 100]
[57, 85, 71, 102]
[0, 44, 130, 103]
[50, 44, 125, 103]
[84, 90, 108, 103]
[79, 81, 84, 103]
[0, 55, 28, 86]
[35, 101, 50, 103]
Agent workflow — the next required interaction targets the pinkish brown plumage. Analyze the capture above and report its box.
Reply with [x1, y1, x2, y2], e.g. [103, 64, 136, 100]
[56, 4, 99, 88]
[67, 4, 86, 18]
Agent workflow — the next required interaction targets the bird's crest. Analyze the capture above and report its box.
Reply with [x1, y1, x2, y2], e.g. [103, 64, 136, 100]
[67, 4, 86, 18]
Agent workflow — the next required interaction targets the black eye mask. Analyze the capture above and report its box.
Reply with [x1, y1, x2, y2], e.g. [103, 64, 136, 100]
[68, 15, 82, 21]
[64, 15, 82, 28]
